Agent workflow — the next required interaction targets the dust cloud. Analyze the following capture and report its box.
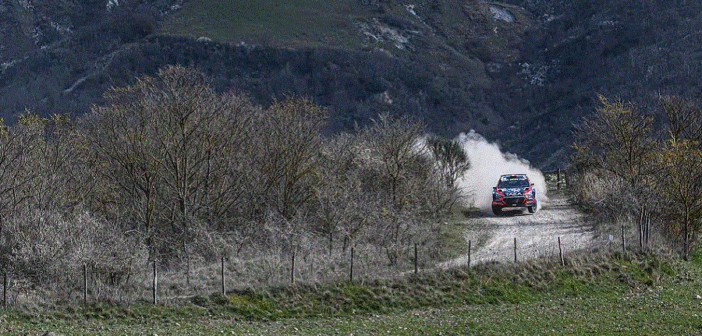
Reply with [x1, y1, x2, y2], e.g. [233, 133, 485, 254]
[456, 131, 548, 212]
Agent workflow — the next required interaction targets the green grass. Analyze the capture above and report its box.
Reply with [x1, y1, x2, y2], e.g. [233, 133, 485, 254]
[438, 206, 488, 258]
[160, 0, 369, 49]
[2, 251, 701, 334]
[158, 0, 496, 88]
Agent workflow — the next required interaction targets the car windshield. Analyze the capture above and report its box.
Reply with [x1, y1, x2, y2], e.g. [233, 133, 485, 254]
[498, 177, 529, 188]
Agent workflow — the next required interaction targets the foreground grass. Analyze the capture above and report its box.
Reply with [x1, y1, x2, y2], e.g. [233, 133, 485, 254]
[2, 251, 701, 335]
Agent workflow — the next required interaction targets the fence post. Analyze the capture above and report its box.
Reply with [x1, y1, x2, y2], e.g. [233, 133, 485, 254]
[645, 211, 650, 249]
[350, 247, 355, 282]
[638, 207, 644, 250]
[221, 256, 226, 297]
[290, 252, 295, 284]
[3, 272, 6, 307]
[152, 259, 158, 304]
[514, 238, 518, 263]
[185, 241, 191, 287]
[621, 224, 626, 255]
[557, 169, 562, 190]
[83, 263, 88, 304]
[414, 243, 418, 275]
[467, 240, 471, 268]
[558, 237, 564, 266]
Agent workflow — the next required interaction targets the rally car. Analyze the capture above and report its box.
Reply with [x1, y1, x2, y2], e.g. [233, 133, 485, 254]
[491, 174, 537, 215]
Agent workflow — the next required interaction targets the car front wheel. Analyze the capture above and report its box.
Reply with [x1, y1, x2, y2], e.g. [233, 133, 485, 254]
[492, 206, 502, 216]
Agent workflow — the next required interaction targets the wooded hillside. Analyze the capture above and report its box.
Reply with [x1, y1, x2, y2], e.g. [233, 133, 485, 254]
[2, 0, 702, 167]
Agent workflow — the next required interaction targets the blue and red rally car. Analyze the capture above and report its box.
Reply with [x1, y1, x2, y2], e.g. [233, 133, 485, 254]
[492, 174, 537, 215]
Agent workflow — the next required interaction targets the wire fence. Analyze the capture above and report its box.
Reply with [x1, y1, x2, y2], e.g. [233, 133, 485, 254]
[0, 221, 654, 308]
[0, 242, 434, 307]
[3, 169, 657, 307]
[460, 232, 651, 269]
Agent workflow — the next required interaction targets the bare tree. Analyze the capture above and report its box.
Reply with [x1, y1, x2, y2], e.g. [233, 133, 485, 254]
[82, 65, 255, 256]
[572, 95, 657, 221]
[144, 67, 252, 236]
[252, 97, 328, 221]
[0, 113, 44, 270]
[659, 95, 702, 145]
[572, 95, 656, 189]
[426, 136, 470, 188]
[83, 82, 163, 243]
[656, 95, 702, 258]
[425, 136, 470, 216]
[656, 139, 702, 258]
[315, 132, 381, 253]
[362, 113, 425, 209]
[0, 111, 48, 223]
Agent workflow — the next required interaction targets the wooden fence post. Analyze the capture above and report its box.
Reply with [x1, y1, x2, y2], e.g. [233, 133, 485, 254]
[83, 263, 88, 304]
[645, 211, 650, 249]
[350, 247, 355, 282]
[467, 240, 471, 268]
[414, 244, 418, 275]
[621, 224, 626, 255]
[513, 238, 518, 263]
[185, 241, 191, 287]
[638, 207, 644, 250]
[3, 272, 7, 307]
[152, 259, 158, 304]
[557, 169, 562, 190]
[558, 237, 564, 266]
[221, 256, 226, 297]
[290, 252, 295, 284]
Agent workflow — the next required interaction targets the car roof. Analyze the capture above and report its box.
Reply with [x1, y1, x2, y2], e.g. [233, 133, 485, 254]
[499, 174, 528, 179]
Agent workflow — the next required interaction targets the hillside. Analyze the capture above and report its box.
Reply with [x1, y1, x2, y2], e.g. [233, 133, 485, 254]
[1, 0, 702, 167]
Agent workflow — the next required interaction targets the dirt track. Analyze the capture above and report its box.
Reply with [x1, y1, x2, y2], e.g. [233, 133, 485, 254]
[439, 193, 594, 269]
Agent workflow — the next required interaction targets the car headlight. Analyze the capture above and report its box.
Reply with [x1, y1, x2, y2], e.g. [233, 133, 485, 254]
[523, 189, 533, 199]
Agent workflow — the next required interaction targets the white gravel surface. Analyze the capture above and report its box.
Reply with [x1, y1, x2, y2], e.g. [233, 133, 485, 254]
[439, 194, 595, 269]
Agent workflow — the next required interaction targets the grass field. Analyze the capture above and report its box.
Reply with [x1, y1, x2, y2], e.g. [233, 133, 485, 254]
[2, 250, 701, 335]
[158, 0, 496, 91]
[160, 0, 372, 49]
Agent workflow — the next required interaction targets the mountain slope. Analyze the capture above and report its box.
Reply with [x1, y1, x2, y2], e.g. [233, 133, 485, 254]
[2, 0, 702, 168]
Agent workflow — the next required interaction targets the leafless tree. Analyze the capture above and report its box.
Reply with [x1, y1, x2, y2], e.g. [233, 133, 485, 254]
[250, 97, 328, 221]
[659, 95, 702, 145]
[572, 95, 657, 219]
[425, 136, 470, 216]
[572, 95, 656, 189]
[362, 113, 425, 210]
[655, 139, 702, 258]
[82, 65, 255, 257]
[655, 95, 702, 257]
[0, 111, 47, 230]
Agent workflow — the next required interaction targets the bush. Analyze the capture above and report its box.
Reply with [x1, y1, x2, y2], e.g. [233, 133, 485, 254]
[2, 208, 146, 290]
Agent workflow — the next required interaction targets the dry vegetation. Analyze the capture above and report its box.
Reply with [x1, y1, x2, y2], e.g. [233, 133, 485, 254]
[571, 94, 702, 258]
[0, 65, 471, 306]
[2, 246, 699, 335]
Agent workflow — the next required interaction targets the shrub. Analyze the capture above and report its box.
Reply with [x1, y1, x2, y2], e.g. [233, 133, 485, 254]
[3, 208, 146, 292]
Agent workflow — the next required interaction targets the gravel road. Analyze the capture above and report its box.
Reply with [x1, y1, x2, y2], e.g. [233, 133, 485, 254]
[439, 193, 594, 269]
